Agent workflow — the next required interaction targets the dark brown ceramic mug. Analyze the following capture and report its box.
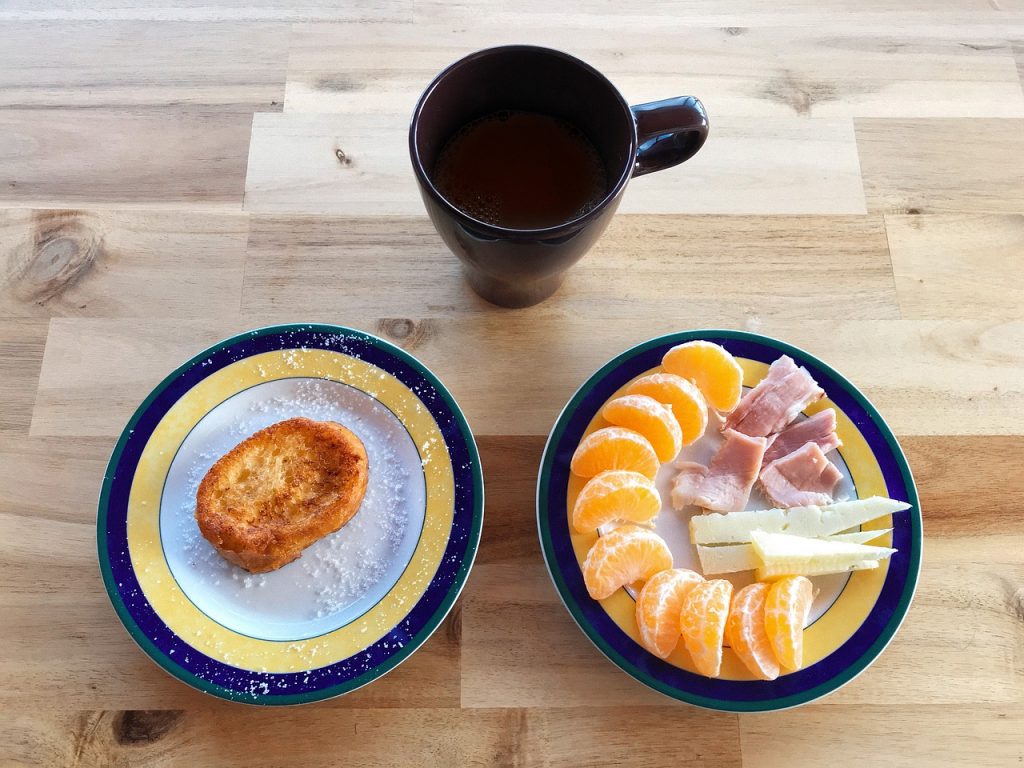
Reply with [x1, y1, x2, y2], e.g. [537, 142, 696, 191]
[409, 45, 709, 308]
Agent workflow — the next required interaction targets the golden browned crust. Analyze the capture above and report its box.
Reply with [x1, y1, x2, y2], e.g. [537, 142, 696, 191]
[195, 417, 369, 573]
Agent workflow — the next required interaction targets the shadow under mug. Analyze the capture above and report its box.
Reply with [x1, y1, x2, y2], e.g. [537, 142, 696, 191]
[409, 45, 709, 308]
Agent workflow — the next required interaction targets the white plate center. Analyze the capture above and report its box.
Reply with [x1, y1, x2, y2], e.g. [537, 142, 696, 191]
[160, 377, 427, 642]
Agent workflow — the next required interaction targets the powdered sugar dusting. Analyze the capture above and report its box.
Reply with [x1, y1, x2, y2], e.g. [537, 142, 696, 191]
[161, 373, 426, 644]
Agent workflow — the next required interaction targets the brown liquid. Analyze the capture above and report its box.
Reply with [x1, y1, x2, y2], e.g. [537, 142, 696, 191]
[433, 110, 608, 230]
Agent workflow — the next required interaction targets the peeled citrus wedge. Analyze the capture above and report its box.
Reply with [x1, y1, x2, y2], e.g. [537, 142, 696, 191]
[635, 568, 704, 659]
[661, 341, 743, 413]
[625, 373, 708, 446]
[725, 582, 780, 680]
[679, 578, 733, 677]
[572, 470, 661, 534]
[581, 525, 672, 600]
[570, 427, 659, 480]
[601, 394, 683, 462]
[764, 575, 814, 671]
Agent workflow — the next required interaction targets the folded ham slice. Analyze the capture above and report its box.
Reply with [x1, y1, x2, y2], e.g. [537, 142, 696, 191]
[725, 355, 824, 437]
[759, 442, 842, 508]
[671, 429, 767, 513]
[762, 408, 841, 466]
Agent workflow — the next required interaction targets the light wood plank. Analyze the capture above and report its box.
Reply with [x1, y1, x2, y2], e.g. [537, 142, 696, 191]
[474, 437, 547, 565]
[244, 112, 865, 215]
[740, 705, 1024, 768]
[0, 209, 249, 318]
[285, 22, 1024, 118]
[903, 436, 1024, 537]
[0, 436, 111, 524]
[0, 706, 741, 767]
[241, 214, 899, 320]
[0, 593, 461, 710]
[0, 1, 412, 22]
[31, 318, 1024, 438]
[885, 214, 1024, 319]
[461, 562, 669, 707]
[857, 118, 1024, 214]
[0, 110, 254, 207]
[31, 318, 251, 437]
[0, 318, 47, 434]
[0, 22, 287, 110]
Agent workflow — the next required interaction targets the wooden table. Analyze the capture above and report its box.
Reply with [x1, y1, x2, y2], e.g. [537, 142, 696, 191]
[2, 2, 1023, 766]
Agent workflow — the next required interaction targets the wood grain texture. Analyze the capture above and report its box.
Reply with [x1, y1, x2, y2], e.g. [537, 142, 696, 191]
[0, 22, 288, 109]
[0, 109, 254, 207]
[885, 213, 1024, 318]
[244, 112, 866, 215]
[285, 21, 1024, 118]
[740, 705, 1024, 768]
[0, 318, 47, 434]
[0, 209, 249, 318]
[0, 1, 413, 22]
[4, 4, 1024, 766]
[857, 118, 1024, 214]
[0, 707, 742, 768]
[31, 317, 1024, 438]
[241, 214, 900, 320]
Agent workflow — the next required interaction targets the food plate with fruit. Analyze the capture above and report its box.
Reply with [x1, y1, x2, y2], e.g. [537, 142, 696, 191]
[98, 324, 483, 704]
[536, 330, 922, 711]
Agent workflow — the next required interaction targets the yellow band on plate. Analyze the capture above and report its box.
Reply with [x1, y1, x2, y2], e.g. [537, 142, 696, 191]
[127, 349, 454, 673]
[567, 359, 890, 680]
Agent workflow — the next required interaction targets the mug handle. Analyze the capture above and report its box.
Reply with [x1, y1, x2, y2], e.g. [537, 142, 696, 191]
[630, 96, 709, 177]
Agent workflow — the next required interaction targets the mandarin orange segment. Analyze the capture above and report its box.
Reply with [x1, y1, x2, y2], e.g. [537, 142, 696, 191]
[679, 578, 733, 677]
[635, 568, 704, 659]
[661, 341, 743, 413]
[764, 575, 814, 671]
[601, 394, 683, 463]
[581, 525, 673, 600]
[625, 373, 708, 446]
[570, 427, 660, 480]
[725, 582, 780, 681]
[572, 470, 662, 534]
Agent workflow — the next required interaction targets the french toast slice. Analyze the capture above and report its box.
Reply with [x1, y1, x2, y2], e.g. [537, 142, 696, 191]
[196, 417, 369, 573]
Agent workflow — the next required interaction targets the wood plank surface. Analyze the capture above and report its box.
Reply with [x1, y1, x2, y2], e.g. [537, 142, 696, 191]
[0, 209, 249, 318]
[30, 316, 1024, 437]
[0, 22, 288, 110]
[244, 112, 866, 215]
[284, 21, 1024, 118]
[0, 110, 254, 207]
[240, 214, 900, 319]
[857, 118, 1024, 214]
[885, 213, 1024, 318]
[2, 3, 1024, 766]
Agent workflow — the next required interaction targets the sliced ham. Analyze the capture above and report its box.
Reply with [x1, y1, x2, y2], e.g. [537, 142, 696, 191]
[671, 429, 767, 513]
[724, 355, 824, 437]
[762, 408, 841, 466]
[759, 442, 842, 508]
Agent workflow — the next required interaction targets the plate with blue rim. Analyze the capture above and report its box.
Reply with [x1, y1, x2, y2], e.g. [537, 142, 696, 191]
[98, 324, 483, 705]
[536, 329, 921, 712]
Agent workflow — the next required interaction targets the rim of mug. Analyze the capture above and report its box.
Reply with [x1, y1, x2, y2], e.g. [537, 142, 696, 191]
[408, 44, 638, 237]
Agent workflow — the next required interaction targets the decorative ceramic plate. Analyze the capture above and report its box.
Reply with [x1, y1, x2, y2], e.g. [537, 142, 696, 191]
[98, 324, 483, 704]
[537, 330, 921, 712]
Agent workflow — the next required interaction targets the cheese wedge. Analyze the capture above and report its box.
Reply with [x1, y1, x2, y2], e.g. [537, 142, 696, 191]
[827, 529, 893, 544]
[696, 544, 761, 575]
[756, 559, 879, 581]
[696, 528, 894, 575]
[750, 530, 896, 578]
[689, 497, 909, 544]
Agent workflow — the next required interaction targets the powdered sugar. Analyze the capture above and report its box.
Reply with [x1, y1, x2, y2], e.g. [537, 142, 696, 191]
[161, 371, 426, 643]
